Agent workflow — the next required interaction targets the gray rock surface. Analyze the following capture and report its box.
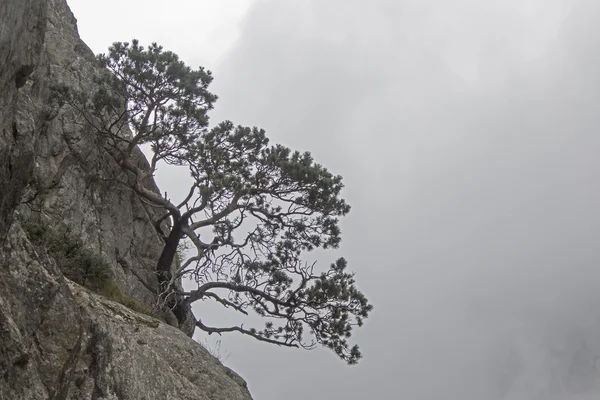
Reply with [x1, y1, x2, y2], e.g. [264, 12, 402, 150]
[23, 0, 168, 318]
[0, 0, 49, 239]
[0, 0, 252, 398]
[0, 222, 252, 400]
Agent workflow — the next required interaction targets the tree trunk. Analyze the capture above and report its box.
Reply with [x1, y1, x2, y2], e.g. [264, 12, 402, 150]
[156, 218, 184, 290]
[156, 218, 196, 332]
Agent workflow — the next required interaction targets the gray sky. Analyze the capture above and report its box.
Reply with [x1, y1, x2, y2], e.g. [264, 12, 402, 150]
[69, 1, 600, 398]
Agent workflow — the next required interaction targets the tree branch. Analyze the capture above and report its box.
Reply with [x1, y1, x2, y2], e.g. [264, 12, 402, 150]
[196, 319, 298, 348]
[203, 291, 249, 315]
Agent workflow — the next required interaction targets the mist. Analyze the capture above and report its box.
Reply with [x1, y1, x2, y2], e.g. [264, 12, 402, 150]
[69, 0, 600, 398]
[199, 0, 600, 398]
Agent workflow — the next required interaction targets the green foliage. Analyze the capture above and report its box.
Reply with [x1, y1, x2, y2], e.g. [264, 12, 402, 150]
[22, 221, 153, 317]
[97, 40, 217, 143]
[186, 121, 370, 364]
[51, 39, 217, 169]
[189, 121, 350, 253]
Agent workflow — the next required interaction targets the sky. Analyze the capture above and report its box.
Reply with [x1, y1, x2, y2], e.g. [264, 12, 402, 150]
[68, 1, 600, 399]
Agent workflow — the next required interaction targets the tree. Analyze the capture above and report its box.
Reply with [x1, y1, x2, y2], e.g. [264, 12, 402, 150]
[52, 40, 372, 365]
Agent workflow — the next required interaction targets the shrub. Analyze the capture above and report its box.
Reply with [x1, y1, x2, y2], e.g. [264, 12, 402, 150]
[23, 221, 111, 289]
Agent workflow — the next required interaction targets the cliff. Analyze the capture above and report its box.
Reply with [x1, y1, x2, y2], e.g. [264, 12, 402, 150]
[0, 0, 253, 398]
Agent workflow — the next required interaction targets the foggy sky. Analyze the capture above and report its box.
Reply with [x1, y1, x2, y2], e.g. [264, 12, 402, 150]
[69, 1, 600, 398]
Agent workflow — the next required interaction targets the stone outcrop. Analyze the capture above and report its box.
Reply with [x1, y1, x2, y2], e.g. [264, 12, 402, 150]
[1, 223, 251, 399]
[0, 0, 253, 398]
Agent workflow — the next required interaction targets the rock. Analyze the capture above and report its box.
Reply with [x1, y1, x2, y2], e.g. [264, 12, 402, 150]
[0, 223, 252, 399]
[0, 0, 254, 398]
[0, 222, 83, 399]
[69, 282, 251, 400]
[7, 0, 195, 331]
[0, 0, 49, 240]
[22, 0, 167, 317]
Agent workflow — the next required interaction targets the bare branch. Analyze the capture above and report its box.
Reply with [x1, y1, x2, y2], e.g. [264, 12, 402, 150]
[196, 319, 298, 348]
[203, 291, 249, 315]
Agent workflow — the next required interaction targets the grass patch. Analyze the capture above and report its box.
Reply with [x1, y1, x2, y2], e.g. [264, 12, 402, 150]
[23, 220, 155, 318]
[96, 280, 153, 316]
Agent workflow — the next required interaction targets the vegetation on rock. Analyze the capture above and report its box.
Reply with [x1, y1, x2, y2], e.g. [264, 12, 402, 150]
[22, 220, 154, 316]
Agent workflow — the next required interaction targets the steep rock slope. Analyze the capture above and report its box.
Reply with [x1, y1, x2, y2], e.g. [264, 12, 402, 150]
[1, 223, 252, 399]
[0, 0, 252, 398]
[20, 0, 172, 321]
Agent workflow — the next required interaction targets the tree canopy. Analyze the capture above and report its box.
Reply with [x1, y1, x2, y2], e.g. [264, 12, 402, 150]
[52, 39, 372, 365]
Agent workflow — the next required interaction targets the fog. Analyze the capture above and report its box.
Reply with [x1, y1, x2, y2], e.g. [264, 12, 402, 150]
[69, 0, 600, 398]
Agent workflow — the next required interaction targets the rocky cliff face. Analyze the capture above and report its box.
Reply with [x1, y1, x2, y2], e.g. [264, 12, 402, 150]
[0, 0, 253, 398]
[0, 0, 48, 240]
